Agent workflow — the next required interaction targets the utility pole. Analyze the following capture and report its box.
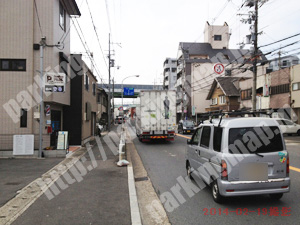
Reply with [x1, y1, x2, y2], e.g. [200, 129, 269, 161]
[251, 0, 258, 110]
[39, 37, 46, 158]
[108, 33, 111, 131]
[112, 77, 115, 122]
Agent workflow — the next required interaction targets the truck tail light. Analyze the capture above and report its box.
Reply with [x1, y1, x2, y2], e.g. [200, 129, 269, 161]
[221, 160, 228, 181]
[142, 132, 150, 135]
[167, 131, 175, 134]
[286, 155, 289, 176]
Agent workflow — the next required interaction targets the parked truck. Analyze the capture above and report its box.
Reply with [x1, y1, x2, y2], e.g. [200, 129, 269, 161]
[135, 90, 177, 142]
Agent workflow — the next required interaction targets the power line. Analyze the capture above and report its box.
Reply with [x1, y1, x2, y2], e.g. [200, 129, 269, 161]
[34, 0, 43, 37]
[72, 18, 108, 88]
[259, 33, 300, 48]
[192, 41, 300, 92]
[85, 0, 109, 70]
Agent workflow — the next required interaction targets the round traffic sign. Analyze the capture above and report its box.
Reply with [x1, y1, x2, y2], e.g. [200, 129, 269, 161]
[214, 63, 225, 74]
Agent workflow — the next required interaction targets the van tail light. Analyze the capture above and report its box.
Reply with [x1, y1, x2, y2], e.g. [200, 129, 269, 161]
[221, 160, 228, 181]
[286, 155, 289, 176]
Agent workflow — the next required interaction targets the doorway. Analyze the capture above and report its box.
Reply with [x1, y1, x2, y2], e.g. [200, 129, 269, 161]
[51, 110, 62, 147]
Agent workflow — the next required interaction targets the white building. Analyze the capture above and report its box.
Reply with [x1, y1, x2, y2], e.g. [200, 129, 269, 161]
[163, 58, 177, 90]
[268, 55, 299, 72]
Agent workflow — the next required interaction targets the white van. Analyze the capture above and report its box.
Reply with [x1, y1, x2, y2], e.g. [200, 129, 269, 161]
[186, 117, 290, 203]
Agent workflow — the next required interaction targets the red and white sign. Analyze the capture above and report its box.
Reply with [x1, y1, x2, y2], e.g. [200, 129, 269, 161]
[118, 106, 123, 111]
[214, 63, 225, 74]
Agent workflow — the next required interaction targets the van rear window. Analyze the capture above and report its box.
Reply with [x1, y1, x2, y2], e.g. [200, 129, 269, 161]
[228, 126, 283, 154]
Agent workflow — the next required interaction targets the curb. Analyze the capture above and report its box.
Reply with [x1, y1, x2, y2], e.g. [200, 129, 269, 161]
[125, 127, 171, 225]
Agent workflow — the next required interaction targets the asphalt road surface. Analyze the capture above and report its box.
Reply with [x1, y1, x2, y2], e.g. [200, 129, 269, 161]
[129, 124, 300, 225]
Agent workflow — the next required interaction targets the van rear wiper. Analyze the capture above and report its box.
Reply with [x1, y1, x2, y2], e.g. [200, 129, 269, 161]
[254, 151, 264, 157]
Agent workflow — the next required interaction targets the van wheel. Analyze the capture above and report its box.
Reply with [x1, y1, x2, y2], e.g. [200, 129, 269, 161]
[297, 130, 300, 136]
[212, 180, 224, 203]
[269, 193, 283, 200]
[186, 162, 194, 180]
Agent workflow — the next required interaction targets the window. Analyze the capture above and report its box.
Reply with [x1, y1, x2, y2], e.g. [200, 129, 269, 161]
[284, 120, 294, 126]
[211, 98, 218, 105]
[282, 60, 288, 67]
[241, 89, 252, 100]
[20, 109, 27, 128]
[228, 127, 283, 154]
[277, 120, 285, 125]
[84, 73, 89, 91]
[191, 128, 201, 145]
[200, 126, 211, 148]
[97, 93, 101, 103]
[214, 35, 222, 41]
[0, 59, 26, 71]
[213, 127, 223, 152]
[292, 60, 299, 65]
[1, 60, 9, 70]
[85, 102, 91, 121]
[219, 96, 226, 104]
[270, 84, 289, 95]
[92, 83, 96, 96]
[171, 68, 176, 73]
[292, 82, 300, 91]
[59, 2, 65, 30]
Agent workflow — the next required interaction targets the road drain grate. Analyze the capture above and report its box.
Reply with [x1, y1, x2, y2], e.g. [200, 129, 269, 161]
[135, 176, 148, 182]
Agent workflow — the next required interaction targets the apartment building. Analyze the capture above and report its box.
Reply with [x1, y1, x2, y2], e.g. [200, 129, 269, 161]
[0, 0, 80, 151]
[163, 58, 177, 90]
[175, 21, 268, 121]
[268, 55, 299, 72]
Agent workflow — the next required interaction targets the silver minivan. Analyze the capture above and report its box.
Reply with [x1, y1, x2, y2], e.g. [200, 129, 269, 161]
[186, 117, 290, 203]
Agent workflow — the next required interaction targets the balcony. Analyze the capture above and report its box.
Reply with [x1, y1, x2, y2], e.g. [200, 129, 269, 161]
[176, 77, 182, 88]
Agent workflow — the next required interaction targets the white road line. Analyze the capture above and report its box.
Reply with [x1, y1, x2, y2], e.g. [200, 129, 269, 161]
[127, 165, 142, 225]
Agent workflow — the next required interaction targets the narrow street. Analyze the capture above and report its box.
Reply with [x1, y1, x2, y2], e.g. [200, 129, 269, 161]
[128, 123, 300, 225]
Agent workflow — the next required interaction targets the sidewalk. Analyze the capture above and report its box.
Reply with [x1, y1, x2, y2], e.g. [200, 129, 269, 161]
[0, 125, 132, 225]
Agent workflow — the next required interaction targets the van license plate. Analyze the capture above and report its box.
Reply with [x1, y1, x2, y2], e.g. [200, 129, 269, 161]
[239, 163, 268, 181]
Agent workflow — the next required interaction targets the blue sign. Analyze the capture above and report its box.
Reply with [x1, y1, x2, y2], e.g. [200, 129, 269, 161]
[124, 87, 134, 96]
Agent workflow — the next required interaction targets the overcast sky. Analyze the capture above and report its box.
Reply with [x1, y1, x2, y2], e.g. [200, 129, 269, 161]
[71, 0, 300, 87]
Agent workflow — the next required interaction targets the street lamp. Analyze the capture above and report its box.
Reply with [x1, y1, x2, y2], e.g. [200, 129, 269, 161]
[121, 75, 140, 126]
